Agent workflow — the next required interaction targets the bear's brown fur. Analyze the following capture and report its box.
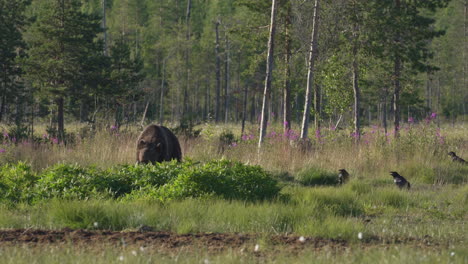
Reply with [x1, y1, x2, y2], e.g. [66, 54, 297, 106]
[136, 125, 182, 163]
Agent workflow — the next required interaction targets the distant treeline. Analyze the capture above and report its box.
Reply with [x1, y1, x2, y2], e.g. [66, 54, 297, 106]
[0, 0, 466, 141]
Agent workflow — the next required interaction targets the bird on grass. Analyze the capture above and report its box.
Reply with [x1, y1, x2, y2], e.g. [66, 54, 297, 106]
[448, 151, 467, 164]
[338, 169, 350, 185]
[390, 171, 411, 189]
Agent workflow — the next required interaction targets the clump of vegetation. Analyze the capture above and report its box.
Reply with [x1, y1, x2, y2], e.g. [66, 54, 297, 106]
[296, 167, 338, 186]
[126, 160, 280, 201]
[0, 160, 281, 204]
[0, 162, 37, 203]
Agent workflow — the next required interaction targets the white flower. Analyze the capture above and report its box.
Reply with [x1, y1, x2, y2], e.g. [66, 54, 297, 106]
[118, 255, 124, 261]
[204, 259, 210, 264]
[358, 232, 363, 240]
[139, 246, 145, 252]
[131, 250, 137, 256]
[93, 222, 99, 227]
[450, 252, 455, 257]
[298, 236, 306, 242]
[254, 244, 260, 252]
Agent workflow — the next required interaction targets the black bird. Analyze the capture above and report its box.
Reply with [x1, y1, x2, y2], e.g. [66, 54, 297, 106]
[448, 151, 467, 164]
[338, 169, 350, 185]
[390, 171, 411, 189]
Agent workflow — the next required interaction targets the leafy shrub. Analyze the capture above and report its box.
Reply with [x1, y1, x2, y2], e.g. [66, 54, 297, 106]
[35, 163, 122, 200]
[127, 160, 281, 201]
[1, 160, 280, 203]
[296, 167, 338, 186]
[107, 161, 185, 189]
[0, 162, 37, 203]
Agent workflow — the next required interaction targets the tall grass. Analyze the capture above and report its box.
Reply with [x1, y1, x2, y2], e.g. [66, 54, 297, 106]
[2, 122, 466, 185]
[0, 183, 466, 243]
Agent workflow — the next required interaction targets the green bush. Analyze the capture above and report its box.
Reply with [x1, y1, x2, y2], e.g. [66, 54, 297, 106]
[1, 160, 281, 203]
[35, 163, 115, 200]
[296, 167, 338, 186]
[0, 162, 37, 203]
[127, 160, 281, 201]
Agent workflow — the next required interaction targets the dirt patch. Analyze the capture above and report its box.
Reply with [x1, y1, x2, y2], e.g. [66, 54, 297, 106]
[0, 228, 442, 253]
[0, 228, 346, 252]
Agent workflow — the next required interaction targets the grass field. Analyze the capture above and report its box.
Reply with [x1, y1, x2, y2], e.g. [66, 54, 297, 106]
[0, 121, 467, 263]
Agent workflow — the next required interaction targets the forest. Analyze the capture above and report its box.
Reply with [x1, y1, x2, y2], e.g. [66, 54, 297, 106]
[1, 0, 467, 141]
[1, 1, 467, 263]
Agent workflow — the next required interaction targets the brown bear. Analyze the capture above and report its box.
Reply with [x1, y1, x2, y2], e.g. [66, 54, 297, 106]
[136, 125, 182, 164]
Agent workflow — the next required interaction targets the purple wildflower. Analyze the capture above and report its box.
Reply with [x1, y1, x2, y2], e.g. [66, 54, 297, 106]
[51, 137, 59, 144]
[111, 125, 118, 131]
[11, 137, 16, 143]
[430, 112, 437, 119]
[330, 126, 336, 131]
[0, 149, 5, 153]
[408, 117, 414, 124]
[42, 133, 49, 139]
[231, 142, 238, 147]
[2, 132, 8, 138]
[350, 132, 360, 139]
[283, 121, 289, 127]
[315, 129, 321, 139]
[241, 135, 248, 141]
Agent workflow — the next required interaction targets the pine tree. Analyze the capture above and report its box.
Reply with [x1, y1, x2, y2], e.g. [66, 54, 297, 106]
[23, 0, 104, 142]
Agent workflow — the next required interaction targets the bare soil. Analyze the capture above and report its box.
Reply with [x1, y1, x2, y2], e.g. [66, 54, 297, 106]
[0, 228, 441, 253]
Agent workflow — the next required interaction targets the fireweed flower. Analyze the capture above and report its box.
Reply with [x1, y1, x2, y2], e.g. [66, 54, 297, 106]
[408, 117, 414, 124]
[430, 112, 437, 119]
[51, 137, 59, 144]
[0, 149, 6, 153]
[2, 132, 8, 138]
[315, 129, 321, 139]
[230, 142, 238, 147]
[241, 135, 248, 141]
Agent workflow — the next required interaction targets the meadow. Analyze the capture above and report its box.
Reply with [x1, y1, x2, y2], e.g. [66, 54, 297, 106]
[0, 119, 467, 263]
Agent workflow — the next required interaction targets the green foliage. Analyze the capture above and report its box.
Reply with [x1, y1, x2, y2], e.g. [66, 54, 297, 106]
[128, 160, 280, 201]
[0, 160, 280, 204]
[296, 167, 338, 186]
[219, 129, 235, 145]
[0, 162, 37, 203]
[35, 163, 117, 200]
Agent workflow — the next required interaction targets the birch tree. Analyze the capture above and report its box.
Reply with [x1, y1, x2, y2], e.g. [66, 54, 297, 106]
[258, 0, 277, 149]
[300, 0, 320, 140]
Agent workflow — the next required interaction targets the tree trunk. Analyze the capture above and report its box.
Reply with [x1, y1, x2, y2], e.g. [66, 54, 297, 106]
[102, 0, 108, 56]
[314, 85, 321, 131]
[283, 2, 292, 133]
[224, 33, 230, 123]
[258, 0, 278, 149]
[300, 0, 320, 140]
[183, 0, 192, 118]
[214, 20, 221, 123]
[241, 84, 248, 136]
[57, 97, 65, 143]
[464, 0, 467, 120]
[160, 58, 166, 124]
[393, 0, 401, 137]
[352, 23, 360, 141]
[0, 83, 5, 122]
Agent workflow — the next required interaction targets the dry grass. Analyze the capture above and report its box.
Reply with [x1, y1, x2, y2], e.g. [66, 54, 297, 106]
[1, 121, 467, 181]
